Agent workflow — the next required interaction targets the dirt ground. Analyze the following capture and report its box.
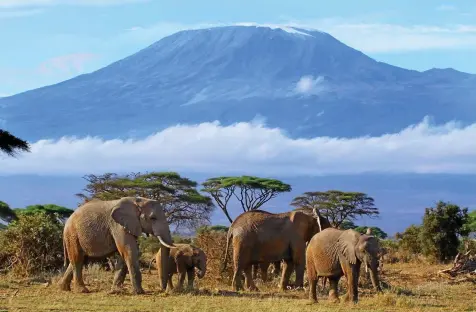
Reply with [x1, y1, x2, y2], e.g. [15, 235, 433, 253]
[1, 262, 475, 312]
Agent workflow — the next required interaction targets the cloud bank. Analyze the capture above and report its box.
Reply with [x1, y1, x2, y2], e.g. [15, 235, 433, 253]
[2, 117, 476, 176]
[0, 0, 148, 8]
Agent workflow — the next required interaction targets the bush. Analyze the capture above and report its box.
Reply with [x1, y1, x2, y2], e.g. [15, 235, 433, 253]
[0, 212, 64, 277]
[420, 201, 469, 263]
[194, 230, 233, 287]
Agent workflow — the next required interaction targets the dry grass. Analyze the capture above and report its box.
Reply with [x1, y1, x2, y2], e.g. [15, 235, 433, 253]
[1, 262, 475, 312]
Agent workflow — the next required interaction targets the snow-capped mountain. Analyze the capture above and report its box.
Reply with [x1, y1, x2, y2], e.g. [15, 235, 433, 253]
[1, 25, 475, 141]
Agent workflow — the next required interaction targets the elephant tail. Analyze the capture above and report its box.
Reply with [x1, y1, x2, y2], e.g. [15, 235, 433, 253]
[63, 238, 69, 269]
[221, 228, 233, 273]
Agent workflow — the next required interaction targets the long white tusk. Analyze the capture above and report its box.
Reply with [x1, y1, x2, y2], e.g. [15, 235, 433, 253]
[157, 236, 177, 249]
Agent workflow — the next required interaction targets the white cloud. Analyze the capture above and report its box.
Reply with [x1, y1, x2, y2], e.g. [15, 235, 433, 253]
[284, 19, 476, 53]
[436, 4, 457, 11]
[2, 117, 476, 176]
[0, 8, 42, 18]
[0, 0, 148, 7]
[115, 20, 476, 54]
[295, 75, 326, 96]
[37, 53, 99, 76]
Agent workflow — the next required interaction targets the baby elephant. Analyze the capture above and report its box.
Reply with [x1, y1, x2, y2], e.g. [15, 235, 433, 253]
[156, 244, 207, 291]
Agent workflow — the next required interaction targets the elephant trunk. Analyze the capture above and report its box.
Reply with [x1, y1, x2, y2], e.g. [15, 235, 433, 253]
[369, 258, 382, 292]
[156, 227, 176, 290]
[159, 246, 170, 290]
[197, 253, 207, 279]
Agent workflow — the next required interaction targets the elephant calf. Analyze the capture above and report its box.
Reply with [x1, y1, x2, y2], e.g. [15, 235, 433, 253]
[156, 244, 207, 291]
[306, 228, 382, 304]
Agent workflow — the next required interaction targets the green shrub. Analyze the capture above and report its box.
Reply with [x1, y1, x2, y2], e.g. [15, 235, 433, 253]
[0, 212, 64, 277]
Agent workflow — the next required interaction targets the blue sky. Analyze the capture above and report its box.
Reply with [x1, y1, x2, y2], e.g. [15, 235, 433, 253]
[0, 0, 475, 96]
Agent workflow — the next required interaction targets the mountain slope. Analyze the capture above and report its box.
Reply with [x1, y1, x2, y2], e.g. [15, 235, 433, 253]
[1, 25, 475, 141]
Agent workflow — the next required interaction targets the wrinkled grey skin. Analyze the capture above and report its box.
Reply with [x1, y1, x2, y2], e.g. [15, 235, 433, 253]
[306, 228, 382, 304]
[58, 197, 176, 294]
[156, 244, 207, 291]
[252, 208, 331, 285]
[222, 210, 307, 292]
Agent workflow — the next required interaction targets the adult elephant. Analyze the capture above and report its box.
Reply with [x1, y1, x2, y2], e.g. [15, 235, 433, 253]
[306, 228, 382, 303]
[222, 210, 307, 291]
[252, 208, 331, 283]
[58, 197, 177, 294]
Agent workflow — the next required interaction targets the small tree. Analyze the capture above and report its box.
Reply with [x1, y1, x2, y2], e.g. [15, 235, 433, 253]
[14, 204, 74, 223]
[0, 129, 30, 157]
[463, 210, 476, 238]
[202, 176, 291, 223]
[395, 224, 422, 255]
[290, 190, 379, 228]
[420, 201, 469, 262]
[0, 201, 17, 223]
[76, 172, 214, 231]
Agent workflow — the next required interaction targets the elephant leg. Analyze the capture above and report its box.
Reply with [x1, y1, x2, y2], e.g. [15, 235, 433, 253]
[232, 266, 244, 292]
[68, 248, 88, 293]
[309, 278, 318, 303]
[272, 261, 281, 277]
[279, 260, 294, 291]
[59, 263, 74, 291]
[259, 263, 269, 282]
[167, 274, 174, 290]
[117, 238, 144, 295]
[343, 265, 360, 303]
[244, 266, 259, 291]
[110, 257, 127, 293]
[176, 271, 186, 291]
[252, 264, 258, 280]
[328, 277, 340, 303]
[186, 269, 195, 290]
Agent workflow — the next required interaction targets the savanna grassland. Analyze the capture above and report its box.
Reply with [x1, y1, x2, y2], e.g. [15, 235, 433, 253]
[1, 261, 475, 312]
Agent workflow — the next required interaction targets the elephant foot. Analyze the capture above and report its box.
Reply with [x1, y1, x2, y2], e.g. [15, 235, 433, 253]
[78, 286, 90, 293]
[308, 298, 318, 304]
[328, 295, 340, 303]
[108, 286, 124, 295]
[58, 283, 71, 292]
[132, 287, 145, 295]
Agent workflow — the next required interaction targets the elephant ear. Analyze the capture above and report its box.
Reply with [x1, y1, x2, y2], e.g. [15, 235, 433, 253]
[337, 229, 360, 265]
[175, 247, 193, 268]
[111, 198, 143, 237]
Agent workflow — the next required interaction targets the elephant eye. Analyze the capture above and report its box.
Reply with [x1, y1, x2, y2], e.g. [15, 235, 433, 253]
[150, 216, 157, 220]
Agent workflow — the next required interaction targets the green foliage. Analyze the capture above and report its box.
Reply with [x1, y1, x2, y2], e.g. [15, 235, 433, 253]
[463, 210, 476, 236]
[354, 226, 388, 239]
[14, 204, 73, 222]
[0, 212, 64, 276]
[419, 201, 469, 262]
[77, 172, 215, 230]
[339, 220, 357, 230]
[202, 176, 291, 223]
[395, 225, 422, 255]
[290, 190, 379, 228]
[0, 201, 17, 223]
[196, 225, 229, 235]
[0, 129, 30, 157]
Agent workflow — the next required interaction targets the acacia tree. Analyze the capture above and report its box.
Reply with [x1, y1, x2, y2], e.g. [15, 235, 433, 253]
[76, 172, 215, 230]
[201, 176, 292, 223]
[290, 190, 379, 228]
[0, 130, 30, 157]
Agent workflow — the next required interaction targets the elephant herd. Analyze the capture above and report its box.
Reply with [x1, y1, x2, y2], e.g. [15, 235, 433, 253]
[58, 196, 382, 304]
